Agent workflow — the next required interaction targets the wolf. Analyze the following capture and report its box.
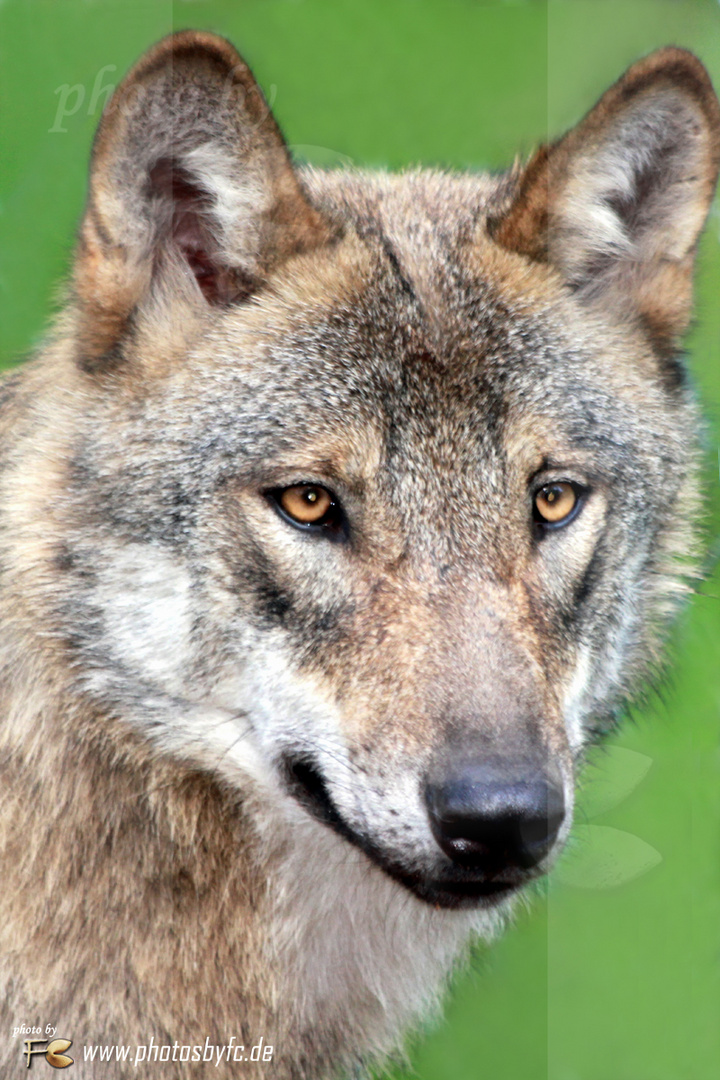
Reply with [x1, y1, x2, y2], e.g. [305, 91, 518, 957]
[0, 30, 718, 1080]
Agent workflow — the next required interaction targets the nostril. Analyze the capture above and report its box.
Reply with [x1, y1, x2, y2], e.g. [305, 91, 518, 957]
[425, 767, 565, 873]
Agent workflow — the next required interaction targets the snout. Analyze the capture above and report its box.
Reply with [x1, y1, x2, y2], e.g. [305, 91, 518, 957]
[424, 759, 566, 879]
[280, 744, 569, 911]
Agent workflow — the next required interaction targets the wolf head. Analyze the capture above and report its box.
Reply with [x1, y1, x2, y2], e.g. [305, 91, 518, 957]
[23, 33, 718, 909]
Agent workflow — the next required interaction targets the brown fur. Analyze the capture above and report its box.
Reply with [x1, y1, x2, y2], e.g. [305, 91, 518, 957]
[1, 32, 718, 1080]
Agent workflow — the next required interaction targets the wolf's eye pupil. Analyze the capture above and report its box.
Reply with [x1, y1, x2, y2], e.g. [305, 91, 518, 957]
[534, 482, 577, 525]
[279, 485, 333, 525]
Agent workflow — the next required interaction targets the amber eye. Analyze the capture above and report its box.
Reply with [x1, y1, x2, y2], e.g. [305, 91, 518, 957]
[270, 483, 346, 539]
[278, 484, 334, 524]
[533, 482, 580, 527]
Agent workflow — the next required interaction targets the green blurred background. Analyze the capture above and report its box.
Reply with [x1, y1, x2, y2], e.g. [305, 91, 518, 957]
[1, 2, 719, 1078]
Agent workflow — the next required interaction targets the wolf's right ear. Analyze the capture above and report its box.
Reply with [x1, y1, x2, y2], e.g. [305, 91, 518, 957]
[73, 31, 334, 369]
[490, 48, 720, 356]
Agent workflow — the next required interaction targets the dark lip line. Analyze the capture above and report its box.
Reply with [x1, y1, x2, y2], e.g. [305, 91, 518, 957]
[281, 753, 531, 910]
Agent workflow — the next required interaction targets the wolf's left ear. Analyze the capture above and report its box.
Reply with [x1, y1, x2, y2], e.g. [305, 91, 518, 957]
[74, 31, 334, 368]
[491, 48, 720, 352]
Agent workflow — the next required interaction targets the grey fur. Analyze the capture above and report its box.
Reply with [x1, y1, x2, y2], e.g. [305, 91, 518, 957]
[0, 32, 718, 1080]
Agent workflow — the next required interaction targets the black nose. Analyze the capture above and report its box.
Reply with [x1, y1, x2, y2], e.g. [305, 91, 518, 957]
[425, 763, 565, 873]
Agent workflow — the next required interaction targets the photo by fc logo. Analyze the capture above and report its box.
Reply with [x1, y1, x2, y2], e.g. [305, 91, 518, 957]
[23, 1039, 73, 1069]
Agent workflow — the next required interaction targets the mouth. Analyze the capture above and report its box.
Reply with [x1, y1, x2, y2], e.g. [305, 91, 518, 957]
[281, 753, 531, 910]
[283, 754, 349, 832]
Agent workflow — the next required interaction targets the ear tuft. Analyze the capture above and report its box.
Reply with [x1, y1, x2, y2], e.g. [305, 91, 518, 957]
[146, 158, 260, 305]
[491, 48, 720, 352]
[73, 31, 334, 368]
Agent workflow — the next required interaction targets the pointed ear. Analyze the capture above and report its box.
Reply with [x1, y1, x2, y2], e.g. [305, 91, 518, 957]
[490, 48, 720, 353]
[73, 31, 334, 369]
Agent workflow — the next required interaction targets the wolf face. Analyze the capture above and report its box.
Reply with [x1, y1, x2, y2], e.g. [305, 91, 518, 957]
[1, 31, 718, 1078]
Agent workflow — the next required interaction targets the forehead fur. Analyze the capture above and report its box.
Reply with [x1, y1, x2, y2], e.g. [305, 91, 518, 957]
[66, 160, 695, 569]
[187, 168, 674, 439]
